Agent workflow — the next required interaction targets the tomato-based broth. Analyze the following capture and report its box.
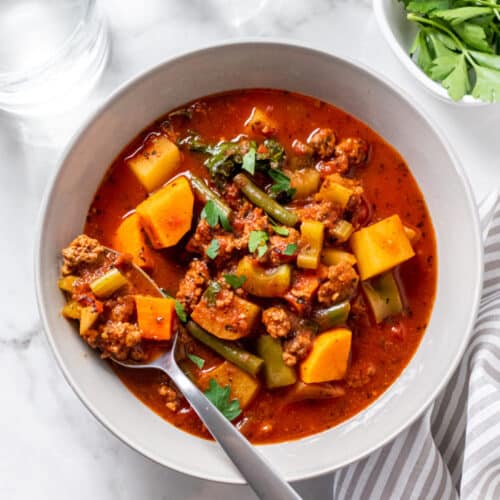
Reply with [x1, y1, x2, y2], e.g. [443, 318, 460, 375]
[64, 89, 437, 444]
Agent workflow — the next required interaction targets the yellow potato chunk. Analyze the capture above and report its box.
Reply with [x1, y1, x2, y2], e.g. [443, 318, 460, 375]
[191, 294, 261, 340]
[136, 176, 194, 249]
[316, 176, 354, 209]
[127, 135, 181, 192]
[350, 214, 415, 280]
[300, 328, 352, 383]
[244, 106, 277, 135]
[198, 361, 260, 409]
[321, 248, 357, 267]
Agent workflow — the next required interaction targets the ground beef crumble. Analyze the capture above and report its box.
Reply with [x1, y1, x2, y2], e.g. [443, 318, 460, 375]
[317, 262, 359, 306]
[61, 234, 106, 275]
[262, 306, 292, 338]
[282, 328, 314, 366]
[176, 260, 210, 313]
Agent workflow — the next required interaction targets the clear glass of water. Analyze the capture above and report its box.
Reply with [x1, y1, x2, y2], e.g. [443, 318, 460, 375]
[0, 0, 109, 116]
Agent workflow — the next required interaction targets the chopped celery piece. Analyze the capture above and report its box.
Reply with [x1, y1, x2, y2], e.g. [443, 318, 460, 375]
[331, 220, 354, 243]
[297, 220, 324, 270]
[237, 257, 291, 297]
[90, 268, 128, 298]
[256, 335, 297, 389]
[362, 271, 403, 323]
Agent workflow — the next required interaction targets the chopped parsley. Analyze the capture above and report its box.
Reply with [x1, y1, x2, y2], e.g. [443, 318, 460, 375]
[248, 230, 269, 258]
[268, 168, 296, 200]
[241, 145, 256, 175]
[206, 239, 220, 260]
[205, 281, 222, 306]
[201, 200, 232, 231]
[271, 224, 289, 237]
[283, 243, 298, 256]
[204, 378, 242, 421]
[187, 353, 205, 369]
[223, 273, 247, 289]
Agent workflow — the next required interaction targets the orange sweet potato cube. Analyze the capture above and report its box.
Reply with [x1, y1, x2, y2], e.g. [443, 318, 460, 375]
[135, 295, 175, 341]
[136, 176, 194, 249]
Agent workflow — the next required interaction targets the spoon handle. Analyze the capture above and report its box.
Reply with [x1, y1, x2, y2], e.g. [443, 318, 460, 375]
[167, 363, 302, 500]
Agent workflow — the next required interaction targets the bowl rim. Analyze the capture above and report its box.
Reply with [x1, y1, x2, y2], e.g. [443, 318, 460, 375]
[35, 38, 483, 483]
[372, 0, 488, 106]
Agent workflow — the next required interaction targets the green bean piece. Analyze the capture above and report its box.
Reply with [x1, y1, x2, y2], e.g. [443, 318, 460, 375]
[233, 173, 299, 227]
[187, 174, 232, 219]
[256, 335, 297, 389]
[186, 321, 263, 376]
[312, 301, 351, 332]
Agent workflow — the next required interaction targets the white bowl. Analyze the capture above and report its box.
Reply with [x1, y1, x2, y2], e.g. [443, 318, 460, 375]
[35, 40, 483, 483]
[373, 0, 486, 106]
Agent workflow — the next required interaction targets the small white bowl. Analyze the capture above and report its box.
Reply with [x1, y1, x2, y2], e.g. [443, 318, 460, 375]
[373, 0, 486, 106]
[35, 40, 483, 483]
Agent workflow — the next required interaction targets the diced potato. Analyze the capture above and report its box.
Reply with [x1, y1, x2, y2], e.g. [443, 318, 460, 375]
[127, 135, 181, 192]
[290, 169, 321, 199]
[79, 306, 99, 334]
[316, 176, 353, 209]
[321, 248, 357, 267]
[297, 220, 324, 270]
[90, 268, 129, 298]
[350, 215, 415, 280]
[136, 176, 194, 249]
[135, 295, 175, 340]
[244, 106, 277, 135]
[61, 300, 82, 320]
[58, 275, 78, 293]
[237, 257, 291, 298]
[112, 213, 154, 270]
[198, 361, 260, 409]
[191, 294, 261, 340]
[300, 328, 352, 383]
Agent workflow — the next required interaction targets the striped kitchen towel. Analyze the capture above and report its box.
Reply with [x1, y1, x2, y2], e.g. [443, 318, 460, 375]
[332, 191, 500, 500]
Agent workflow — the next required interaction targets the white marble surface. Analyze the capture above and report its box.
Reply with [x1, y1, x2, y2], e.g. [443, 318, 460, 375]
[2, 1, 500, 499]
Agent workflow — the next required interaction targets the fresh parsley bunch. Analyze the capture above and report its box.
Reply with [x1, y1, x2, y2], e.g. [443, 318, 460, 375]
[401, 0, 500, 102]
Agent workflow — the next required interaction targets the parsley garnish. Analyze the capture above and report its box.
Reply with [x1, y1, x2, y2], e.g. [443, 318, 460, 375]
[187, 353, 205, 369]
[205, 281, 222, 306]
[283, 243, 298, 256]
[223, 273, 247, 289]
[242, 146, 256, 175]
[248, 230, 269, 258]
[204, 378, 242, 421]
[201, 200, 232, 231]
[268, 169, 296, 200]
[206, 239, 220, 260]
[271, 224, 289, 237]
[174, 300, 187, 322]
[402, 2, 500, 102]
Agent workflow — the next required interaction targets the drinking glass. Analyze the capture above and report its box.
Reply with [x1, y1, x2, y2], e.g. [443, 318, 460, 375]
[0, 0, 109, 116]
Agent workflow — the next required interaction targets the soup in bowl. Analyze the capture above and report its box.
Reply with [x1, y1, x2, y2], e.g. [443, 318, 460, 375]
[36, 42, 482, 482]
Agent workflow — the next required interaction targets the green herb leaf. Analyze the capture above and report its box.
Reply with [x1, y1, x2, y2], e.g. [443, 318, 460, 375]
[205, 281, 222, 306]
[453, 22, 492, 53]
[270, 224, 289, 236]
[283, 243, 298, 256]
[472, 65, 500, 102]
[440, 53, 471, 101]
[406, 0, 450, 15]
[268, 169, 296, 200]
[187, 353, 205, 369]
[242, 146, 256, 175]
[431, 7, 492, 25]
[204, 378, 242, 421]
[248, 230, 269, 257]
[174, 300, 187, 322]
[201, 200, 232, 232]
[206, 239, 220, 260]
[470, 50, 500, 71]
[411, 30, 434, 72]
[223, 274, 247, 289]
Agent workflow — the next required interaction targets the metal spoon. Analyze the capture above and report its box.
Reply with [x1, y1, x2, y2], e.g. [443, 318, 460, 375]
[110, 251, 302, 500]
